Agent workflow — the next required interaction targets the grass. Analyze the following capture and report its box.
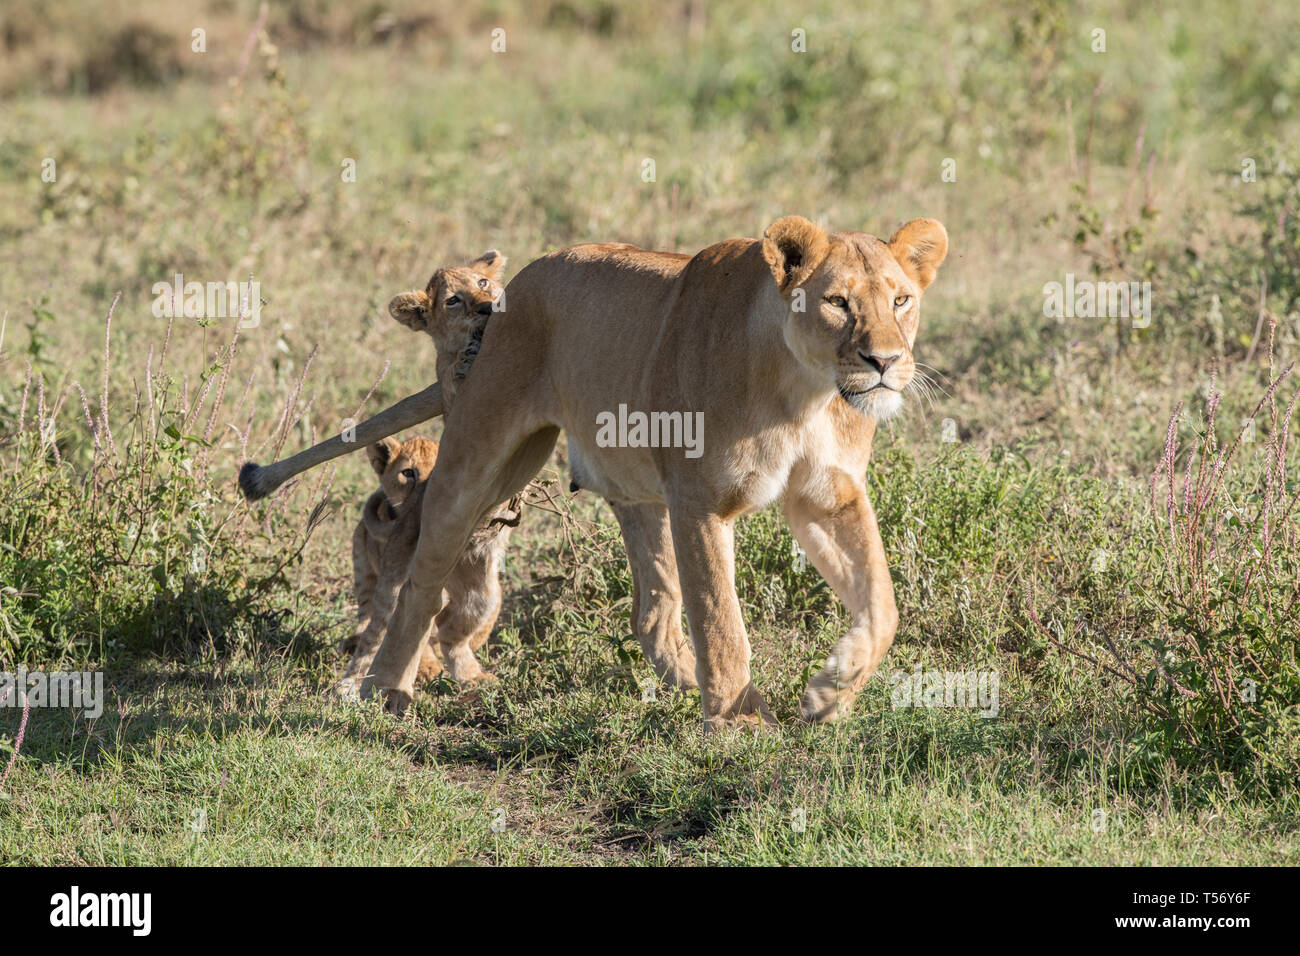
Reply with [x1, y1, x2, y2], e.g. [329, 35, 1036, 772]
[5, 635, 1296, 865]
[2, 0, 1300, 864]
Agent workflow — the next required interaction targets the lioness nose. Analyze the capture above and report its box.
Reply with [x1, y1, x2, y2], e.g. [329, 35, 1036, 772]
[860, 351, 902, 375]
[475, 301, 494, 316]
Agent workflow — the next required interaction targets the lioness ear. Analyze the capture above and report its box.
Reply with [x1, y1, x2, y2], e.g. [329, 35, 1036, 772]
[388, 290, 431, 331]
[366, 436, 402, 476]
[762, 216, 830, 294]
[469, 249, 506, 281]
[888, 218, 948, 291]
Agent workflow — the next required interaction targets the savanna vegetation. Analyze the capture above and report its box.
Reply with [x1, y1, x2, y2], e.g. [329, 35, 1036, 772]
[1, 0, 1298, 864]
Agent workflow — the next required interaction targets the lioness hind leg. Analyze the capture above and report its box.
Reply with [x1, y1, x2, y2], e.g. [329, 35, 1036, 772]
[784, 472, 898, 723]
[669, 510, 774, 730]
[610, 502, 697, 690]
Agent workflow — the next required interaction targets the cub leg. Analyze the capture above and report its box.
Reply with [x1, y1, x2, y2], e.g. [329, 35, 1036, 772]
[337, 489, 429, 697]
[344, 519, 378, 657]
[430, 539, 505, 682]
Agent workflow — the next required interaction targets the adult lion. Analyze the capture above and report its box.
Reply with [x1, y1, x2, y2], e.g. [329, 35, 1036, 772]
[245, 216, 947, 729]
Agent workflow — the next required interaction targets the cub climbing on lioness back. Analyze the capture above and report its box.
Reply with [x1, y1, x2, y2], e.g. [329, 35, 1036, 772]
[365, 217, 949, 727]
[243, 220, 949, 730]
[335, 251, 521, 697]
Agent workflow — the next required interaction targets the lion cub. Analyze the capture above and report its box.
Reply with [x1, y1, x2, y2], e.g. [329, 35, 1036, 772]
[336, 251, 519, 697]
[342, 433, 439, 669]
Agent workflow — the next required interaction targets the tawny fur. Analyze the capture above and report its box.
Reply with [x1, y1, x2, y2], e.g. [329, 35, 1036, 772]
[347, 222, 947, 729]
[336, 252, 521, 697]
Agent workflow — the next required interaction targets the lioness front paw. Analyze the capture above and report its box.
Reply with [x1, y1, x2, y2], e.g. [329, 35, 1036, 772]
[799, 686, 849, 723]
[799, 661, 864, 723]
[381, 687, 414, 716]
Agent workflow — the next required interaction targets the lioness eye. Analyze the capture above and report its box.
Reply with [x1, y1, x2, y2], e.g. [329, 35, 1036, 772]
[477, 278, 489, 289]
[401, 468, 417, 480]
[893, 294, 911, 308]
[446, 295, 461, 306]
[825, 295, 848, 309]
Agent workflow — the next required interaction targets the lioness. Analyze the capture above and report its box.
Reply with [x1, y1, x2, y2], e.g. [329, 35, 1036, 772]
[365, 216, 948, 727]
[334, 252, 521, 697]
[241, 218, 947, 729]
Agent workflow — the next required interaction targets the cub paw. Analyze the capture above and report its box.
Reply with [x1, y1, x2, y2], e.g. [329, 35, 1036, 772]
[332, 677, 362, 702]
[416, 654, 444, 685]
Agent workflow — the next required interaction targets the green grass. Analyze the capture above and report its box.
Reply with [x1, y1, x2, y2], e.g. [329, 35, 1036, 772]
[5, 631, 1296, 865]
[2, 0, 1300, 864]
[4, 444, 1297, 864]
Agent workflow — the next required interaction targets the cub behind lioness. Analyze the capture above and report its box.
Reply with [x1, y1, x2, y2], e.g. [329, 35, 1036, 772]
[336, 251, 520, 697]
[341, 434, 440, 681]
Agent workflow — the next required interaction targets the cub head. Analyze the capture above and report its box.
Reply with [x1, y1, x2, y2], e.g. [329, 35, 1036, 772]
[386, 250, 507, 401]
[762, 216, 947, 422]
[365, 435, 439, 511]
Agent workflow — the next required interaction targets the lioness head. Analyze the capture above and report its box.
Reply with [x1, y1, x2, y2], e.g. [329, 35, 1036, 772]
[386, 251, 508, 402]
[366, 435, 439, 512]
[762, 216, 947, 422]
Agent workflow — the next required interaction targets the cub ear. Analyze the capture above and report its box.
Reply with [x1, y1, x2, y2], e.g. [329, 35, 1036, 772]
[762, 216, 830, 294]
[388, 290, 431, 331]
[888, 218, 948, 291]
[469, 249, 507, 281]
[365, 436, 402, 476]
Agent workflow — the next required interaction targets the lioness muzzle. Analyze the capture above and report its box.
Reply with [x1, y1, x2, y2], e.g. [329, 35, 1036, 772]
[237, 382, 445, 501]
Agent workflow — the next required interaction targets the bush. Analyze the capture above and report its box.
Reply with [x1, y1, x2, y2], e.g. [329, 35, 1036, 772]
[1144, 357, 1300, 786]
[1161, 144, 1300, 361]
[0, 298, 327, 668]
[1027, 353, 1300, 789]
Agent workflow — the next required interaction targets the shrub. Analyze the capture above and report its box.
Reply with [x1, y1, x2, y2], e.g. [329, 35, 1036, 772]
[1029, 347, 1300, 789]
[0, 297, 328, 668]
